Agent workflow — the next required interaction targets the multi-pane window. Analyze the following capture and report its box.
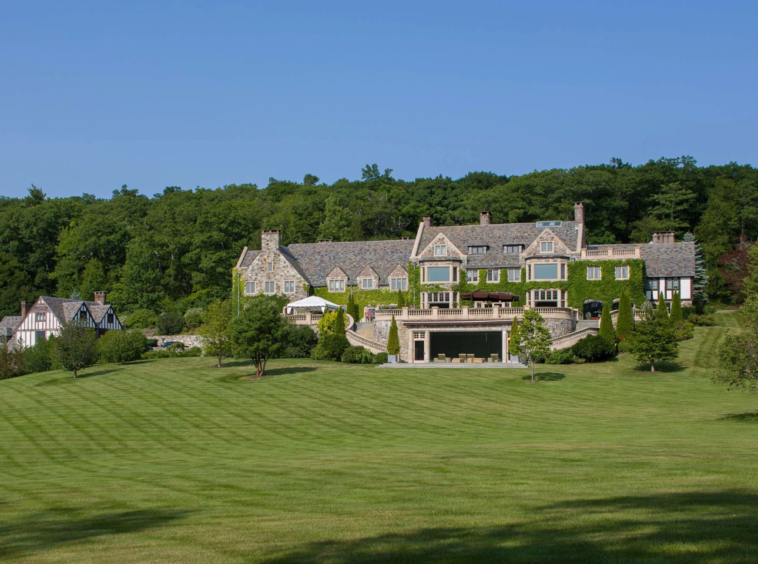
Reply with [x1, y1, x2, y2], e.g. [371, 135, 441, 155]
[540, 242, 553, 253]
[265, 281, 276, 294]
[434, 244, 447, 256]
[508, 268, 520, 282]
[487, 269, 500, 282]
[615, 266, 629, 280]
[284, 281, 295, 293]
[469, 246, 487, 254]
[245, 282, 255, 294]
[328, 279, 345, 292]
[666, 278, 680, 290]
[362, 278, 373, 289]
[427, 292, 451, 303]
[35, 312, 46, 323]
[468, 270, 479, 283]
[391, 277, 407, 290]
[534, 289, 559, 301]
[587, 266, 602, 280]
[78, 310, 87, 321]
[504, 245, 521, 254]
[646, 278, 659, 291]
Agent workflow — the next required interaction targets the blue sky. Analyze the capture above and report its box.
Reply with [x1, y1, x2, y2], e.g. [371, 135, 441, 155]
[1, 1, 756, 198]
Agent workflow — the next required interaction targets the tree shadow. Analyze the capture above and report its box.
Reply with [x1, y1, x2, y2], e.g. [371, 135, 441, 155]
[633, 361, 686, 373]
[719, 412, 758, 422]
[216, 366, 317, 382]
[260, 490, 758, 564]
[0, 506, 191, 560]
[34, 367, 123, 386]
[521, 372, 565, 382]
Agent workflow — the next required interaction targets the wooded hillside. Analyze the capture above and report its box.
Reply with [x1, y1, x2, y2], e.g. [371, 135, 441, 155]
[1, 157, 755, 318]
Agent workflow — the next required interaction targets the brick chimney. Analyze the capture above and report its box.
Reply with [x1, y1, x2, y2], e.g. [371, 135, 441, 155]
[94, 291, 107, 305]
[652, 232, 675, 244]
[20, 301, 28, 318]
[574, 202, 585, 225]
[261, 230, 281, 252]
[423, 216, 433, 228]
[479, 211, 492, 225]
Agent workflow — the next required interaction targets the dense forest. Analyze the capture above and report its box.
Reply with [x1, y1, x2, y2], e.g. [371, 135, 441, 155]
[1, 156, 756, 319]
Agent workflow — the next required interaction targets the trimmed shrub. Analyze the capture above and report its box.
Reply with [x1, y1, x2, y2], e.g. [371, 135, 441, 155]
[341, 346, 374, 364]
[598, 302, 615, 346]
[688, 313, 715, 326]
[387, 315, 400, 356]
[616, 288, 634, 342]
[185, 346, 202, 357]
[681, 306, 695, 320]
[311, 333, 350, 361]
[674, 322, 695, 342]
[125, 309, 159, 329]
[572, 335, 615, 362]
[374, 352, 388, 364]
[545, 349, 577, 364]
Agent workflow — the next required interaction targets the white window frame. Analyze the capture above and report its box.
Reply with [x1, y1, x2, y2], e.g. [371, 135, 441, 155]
[487, 269, 500, 282]
[468, 270, 479, 283]
[245, 281, 256, 294]
[35, 312, 46, 323]
[265, 281, 276, 294]
[587, 266, 602, 280]
[541, 241, 553, 253]
[508, 268, 520, 282]
[434, 244, 447, 256]
[615, 266, 629, 280]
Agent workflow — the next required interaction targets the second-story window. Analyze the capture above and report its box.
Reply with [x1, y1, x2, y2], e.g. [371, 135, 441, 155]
[615, 266, 629, 280]
[504, 245, 521, 254]
[245, 282, 256, 294]
[267, 260, 273, 271]
[468, 270, 479, 283]
[328, 279, 345, 292]
[284, 281, 295, 293]
[647, 278, 659, 291]
[487, 269, 500, 282]
[391, 277, 407, 290]
[541, 242, 554, 253]
[434, 244, 447, 256]
[362, 278, 373, 289]
[587, 266, 602, 280]
[107, 313, 114, 325]
[469, 246, 486, 254]
[265, 281, 276, 294]
[508, 268, 520, 282]
[35, 312, 46, 323]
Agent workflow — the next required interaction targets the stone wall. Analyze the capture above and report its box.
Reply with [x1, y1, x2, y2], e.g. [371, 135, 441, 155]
[152, 334, 205, 349]
[240, 231, 308, 301]
[543, 318, 576, 339]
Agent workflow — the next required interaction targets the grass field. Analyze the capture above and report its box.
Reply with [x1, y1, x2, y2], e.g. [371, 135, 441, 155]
[1, 312, 757, 563]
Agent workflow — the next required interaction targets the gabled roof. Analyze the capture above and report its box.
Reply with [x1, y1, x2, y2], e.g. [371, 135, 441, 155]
[0, 316, 22, 335]
[591, 242, 696, 277]
[37, 297, 110, 325]
[285, 240, 415, 286]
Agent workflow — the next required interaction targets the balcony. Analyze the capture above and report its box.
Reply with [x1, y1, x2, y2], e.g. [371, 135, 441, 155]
[580, 247, 640, 259]
[373, 306, 579, 322]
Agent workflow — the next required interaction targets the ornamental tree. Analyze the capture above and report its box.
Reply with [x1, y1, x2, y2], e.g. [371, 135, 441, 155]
[97, 329, 147, 365]
[509, 317, 520, 360]
[199, 300, 232, 368]
[515, 309, 551, 384]
[54, 321, 97, 378]
[335, 307, 346, 335]
[630, 304, 678, 372]
[656, 293, 670, 321]
[598, 301, 615, 347]
[615, 288, 634, 342]
[387, 315, 400, 357]
[397, 290, 406, 309]
[230, 296, 291, 377]
[670, 291, 683, 324]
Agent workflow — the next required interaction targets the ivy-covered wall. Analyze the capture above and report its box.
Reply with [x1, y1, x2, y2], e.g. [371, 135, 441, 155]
[312, 286, 406, 307]
[451, 259, 646, 309]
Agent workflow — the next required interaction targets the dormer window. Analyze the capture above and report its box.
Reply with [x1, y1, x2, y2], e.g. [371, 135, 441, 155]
[434, 244, 447, 256]
[361, 278, 373, 289]
[504, 245, 521, 254]
[468, 246, 487, 255]
[328, 279, 345, 292]
[540, 242, 554, 253]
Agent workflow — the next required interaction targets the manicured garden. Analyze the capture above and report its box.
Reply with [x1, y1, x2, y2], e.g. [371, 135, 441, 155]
[0, 312, 756, 563]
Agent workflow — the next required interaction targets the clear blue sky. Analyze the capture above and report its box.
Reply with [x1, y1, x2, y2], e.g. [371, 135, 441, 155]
[1, 1, 756, 199]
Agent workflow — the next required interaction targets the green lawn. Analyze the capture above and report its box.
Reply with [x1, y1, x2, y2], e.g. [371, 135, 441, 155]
[1, 313, 757, 563]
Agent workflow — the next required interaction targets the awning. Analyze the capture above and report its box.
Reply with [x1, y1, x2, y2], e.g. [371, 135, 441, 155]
[460, 291, 520, 302]
[285, 296, 341, 314]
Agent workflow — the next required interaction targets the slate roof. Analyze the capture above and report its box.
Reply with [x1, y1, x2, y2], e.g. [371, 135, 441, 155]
[38, 297, 110, 324]
[418, 222, 581, 261]
[592, 242, 696, 277]
[0, 316, 22, 336]
[285, 240, 415, 286]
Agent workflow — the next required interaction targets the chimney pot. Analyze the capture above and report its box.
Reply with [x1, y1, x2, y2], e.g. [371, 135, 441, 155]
[423, 216, 433, 228]
[94, 291, 107, 305]
[261, 230, 281, 252]
[20, 301, 28, 318]
[479, 211, 492, 225]
[574, 202, 585, 224]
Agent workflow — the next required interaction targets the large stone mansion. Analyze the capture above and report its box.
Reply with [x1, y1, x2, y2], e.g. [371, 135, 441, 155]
[235, 203, 696, 363]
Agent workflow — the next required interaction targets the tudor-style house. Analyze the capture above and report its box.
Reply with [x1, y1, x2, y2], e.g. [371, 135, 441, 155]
[2, 292, 123, 349]
[235, 203, 696, 363]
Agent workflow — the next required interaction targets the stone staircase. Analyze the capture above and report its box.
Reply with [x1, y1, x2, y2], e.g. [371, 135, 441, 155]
[345, 315, 388, 354]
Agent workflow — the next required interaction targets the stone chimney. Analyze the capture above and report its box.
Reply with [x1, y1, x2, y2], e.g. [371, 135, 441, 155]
[20, 301, 28, 318]
[94, 291, 107, 305]
[652, 232, 675, 244]
[479, 211, 492, 225]
[261, 230, 281, 252]
[423, 216, 433, 228]
[574, 202, 585, 224]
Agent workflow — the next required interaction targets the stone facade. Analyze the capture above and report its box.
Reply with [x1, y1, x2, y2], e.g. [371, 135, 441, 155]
[152, 334, 205, 349]
[239, 231, 308, 301]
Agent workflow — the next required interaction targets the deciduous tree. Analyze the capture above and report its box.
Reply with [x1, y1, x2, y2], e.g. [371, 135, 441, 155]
[54, 322, 97, 377]
[230, 296, 291, 377]
[514, 309, 551, 384]
[199, 300, 232, 368]
[630, 305, 678, 372]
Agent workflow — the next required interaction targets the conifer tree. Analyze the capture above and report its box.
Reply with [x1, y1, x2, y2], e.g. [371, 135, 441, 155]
[683, 232, 708, 305]
[616, 288, 634, 342]
[657, 293, 669, 321]
[397, 290, 405, 309]
[598, 302, 615, 346]
[335, 307, 346, 335]
[670, 291, 683, 324]
[352, 300, 362, 324]
[509, 317, 520, 359]
[387, 315, 400, 356]
[346, 292, 355, 322]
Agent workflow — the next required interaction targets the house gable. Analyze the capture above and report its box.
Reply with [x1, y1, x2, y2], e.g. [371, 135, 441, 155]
[523, 228, 572, 257]
[417, 233, 464, 261]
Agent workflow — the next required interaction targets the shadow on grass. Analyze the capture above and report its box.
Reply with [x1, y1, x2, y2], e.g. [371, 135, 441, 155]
[0, 506, 191, 560]
[719, 412, 758, 422]
[633, 361, 686, 373]
[34, 367, 124, 386]
[521, 372, 565, 382]
[216, 366, 317, 382]
[261, 490, 758, 564]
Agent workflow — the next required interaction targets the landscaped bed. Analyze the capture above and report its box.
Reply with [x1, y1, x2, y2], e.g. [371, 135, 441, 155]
[0, 312, 755, 563]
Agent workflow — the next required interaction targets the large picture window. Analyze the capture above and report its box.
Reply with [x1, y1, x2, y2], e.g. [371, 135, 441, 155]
[427, 267, 450, 282]
[533, 264, 558, 280]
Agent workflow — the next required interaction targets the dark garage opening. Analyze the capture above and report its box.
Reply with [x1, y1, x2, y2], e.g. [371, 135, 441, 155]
[430, 331, 503, 361]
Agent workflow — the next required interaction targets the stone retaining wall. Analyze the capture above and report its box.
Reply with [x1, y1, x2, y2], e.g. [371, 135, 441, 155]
[151, 334, 205, 349]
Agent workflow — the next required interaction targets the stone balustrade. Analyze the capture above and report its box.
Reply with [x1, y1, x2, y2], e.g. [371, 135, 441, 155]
[371, 306, 578, 322]
[580, 247, 641, 259]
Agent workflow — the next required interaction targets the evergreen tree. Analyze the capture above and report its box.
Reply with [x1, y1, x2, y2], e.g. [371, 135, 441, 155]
[397, 290, 405, 308]
[670, 291, 683, 324]
[387, 315, 400, 356]
[335, 307, 346, 335]
[616, 288, 634, 342]
[346, 292, 356, 322]
[630, 305, 679, 372]
[657, 293, 669, 321]
[683, 232, 709, 306]
[509, 317, 520, 359]
[352, 300, 362, 324]
[598, 302, 615, 346]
